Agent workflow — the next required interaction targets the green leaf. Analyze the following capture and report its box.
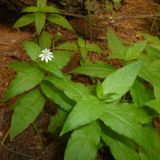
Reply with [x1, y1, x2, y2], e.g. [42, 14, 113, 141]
[9, 61, 34, 72]
[39, 31, 52, 49]
[53, 50, 73, 69]
[130, 80, 152, 106]
[139, 59, 160, 86]
[145, 44, 160, 58]
[14, 14, 35, 28]
[107, 28, 127, 59]
[39, 61, 64, 79]
[86, 43, 102, 52]
[102, 131, 140, 160]
[40, 6, 60, 13]
[22, 6, 39, 12]
[154, 85, 160, 100]
[35, 13, 46, 34]
[100, 103, 160, 155]
[54, 32, 63, 42]
[125, 41, 147, 61]
[10, 89, 45, 140]
[56, 42, 78, 51]
[23, 41, 41, 61]
[73, 61, 115, 78]
[64, 122, 101, 160]
[61, 96, 103, 134]
[77, 37, 86, 48]
[37, 0, 47, 9]
[102, 61, 143, 102]
[41, 82, 74, 111]
[145, 99, 160, 113]
[48, 109, 67, 133]
[141, 33, 160, 46]
[4, 67, 43, 101]
[45, 76, 90, 102]
[47, 14, 73, 30]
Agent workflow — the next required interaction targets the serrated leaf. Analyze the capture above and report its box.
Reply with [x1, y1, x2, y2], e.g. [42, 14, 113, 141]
[86, 43, 102, 52]
[4, 67, 43, 101]
[130, 80, 152, 106]
[14, 14, 35, 28]
[22, 6, 39, 13]
[102, 61, 143, 102]
[39, 31, 52, 49]
[45, 76, 90, 102]
[9, 61, 34, 72]
[39, 61, 64, 79]
[64, 122, 101, 160]
[107, 28, 127, 59]
[41, 82, 74, 111]
[48, 109, 67, 133]
[126, 41, 147, 61]
[40, 6, 60, 13]
[100, 103, 160, 155]
[61, 96, 103, 134]
[48, 14, 73, 30]
[35, 13, 46, 34]
[56, 42, 78, 51]
[53, 50, 73, 69]
[10, 89, 45, 140]
[73, 61, 115, 78]
[102, 131, 140, 160]
[23, 41, 41, 61]
[37, 0, 47, 9]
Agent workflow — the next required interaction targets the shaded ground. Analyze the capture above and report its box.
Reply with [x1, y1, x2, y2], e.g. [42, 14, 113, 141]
[0, 0, 160, 159]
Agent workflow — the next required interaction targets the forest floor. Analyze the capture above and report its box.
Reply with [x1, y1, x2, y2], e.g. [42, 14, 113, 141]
[0, 0, 160, 159]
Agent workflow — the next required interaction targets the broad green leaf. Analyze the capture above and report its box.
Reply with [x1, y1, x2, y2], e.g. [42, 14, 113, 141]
[48, 109, 67, 133]
[139, 59, 160, 86]
[142, 33, 160, 46]
[37, 0, 47, 8]
[126, 41, 147, 61]
[102, 61, 143, 102]
[107, 28, 127, 59]
[48, 14, 73, 30]
[100, 103, 160, 154]
[73, 61, 115, 78]
[10, 89, 45, 140]
[102, 131, 140, 160]
[9, 61, 34, 72]
[61, 96, 103, 134]
[64, 122, 101, 160]
[154, 85, 160, 99]
[86, 43, 102, 52]
[45, 76, 90, 102]
[145, 44, 160, 58]
[22, 6, 39, 12]
[130, 80, 152, 106]
[14, 14, 35, 28]
[145, 99, 160, 113]
[23, 41, 41, 61]
[39, 31, 52, 49]
[39, 61, 64, 79]
[40, 6, 60, 13]
[56, 42, 78, 51]
[41, 82, 74, 111]
[4, 67, 43, 101]
[53, 50, 73, 69]
[35, 13, 46, 34]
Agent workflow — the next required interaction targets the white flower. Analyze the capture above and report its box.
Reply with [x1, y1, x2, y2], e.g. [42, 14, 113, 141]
[39, 48, 54, 63]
